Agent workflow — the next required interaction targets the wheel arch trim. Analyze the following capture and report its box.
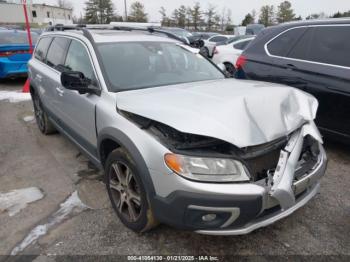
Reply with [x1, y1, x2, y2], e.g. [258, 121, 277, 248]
[98, 127, 156, 198]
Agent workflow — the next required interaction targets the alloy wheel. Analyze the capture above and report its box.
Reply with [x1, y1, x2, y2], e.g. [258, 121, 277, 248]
[108, 161, 142, 222]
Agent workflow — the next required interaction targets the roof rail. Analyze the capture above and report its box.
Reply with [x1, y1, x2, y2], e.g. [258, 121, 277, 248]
[45, 23, 190, 46]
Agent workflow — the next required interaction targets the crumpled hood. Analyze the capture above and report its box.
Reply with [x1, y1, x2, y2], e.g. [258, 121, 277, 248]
[115, 79, 319, 148]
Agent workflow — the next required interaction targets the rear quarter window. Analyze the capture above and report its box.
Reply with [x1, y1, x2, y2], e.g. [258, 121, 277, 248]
[306, 26, 350, 68]
[267, 27, 307, 56]
[34, 37, 52, 62]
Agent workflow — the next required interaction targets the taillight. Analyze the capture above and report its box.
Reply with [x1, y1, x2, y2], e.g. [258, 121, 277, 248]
[0, 50, 30, 57]
[213, 46, 219, 55]
[236, 55, 247, 69]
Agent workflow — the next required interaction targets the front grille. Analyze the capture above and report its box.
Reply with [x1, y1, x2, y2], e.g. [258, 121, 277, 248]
[244, 135, 319, 182]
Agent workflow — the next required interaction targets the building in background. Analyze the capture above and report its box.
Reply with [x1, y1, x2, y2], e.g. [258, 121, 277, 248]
[0, 1, 73, 26]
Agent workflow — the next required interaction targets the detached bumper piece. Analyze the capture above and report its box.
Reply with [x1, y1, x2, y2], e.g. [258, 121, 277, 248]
[152, 123, 326, 235]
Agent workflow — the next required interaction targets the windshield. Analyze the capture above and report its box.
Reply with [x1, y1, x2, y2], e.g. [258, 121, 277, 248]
[0, 31, 38, 45]
[163, 29, 193, 38]
[226, 35, 253, 45]
[98, 42, 225, 92]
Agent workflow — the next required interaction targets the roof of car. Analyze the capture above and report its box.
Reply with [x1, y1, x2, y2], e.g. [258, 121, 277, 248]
[42, 29, 180, 44]
[275, 17, 350, 29]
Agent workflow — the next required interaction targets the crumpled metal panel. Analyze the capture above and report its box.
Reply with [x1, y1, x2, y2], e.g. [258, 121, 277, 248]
[269, 123, 322, 210]
[116, 78, 320, 148]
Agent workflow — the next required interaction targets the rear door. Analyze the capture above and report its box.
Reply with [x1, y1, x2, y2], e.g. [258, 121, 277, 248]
[285, 25, 350, 138]
[30, 36, 53, 106]
[43, 36, 71, 120]
[264, 27, 309, 87]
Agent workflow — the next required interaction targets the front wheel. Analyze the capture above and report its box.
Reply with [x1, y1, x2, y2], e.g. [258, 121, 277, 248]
[105, 148, 158, 233]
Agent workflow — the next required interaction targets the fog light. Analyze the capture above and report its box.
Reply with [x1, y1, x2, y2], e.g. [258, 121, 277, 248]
[202, 214, 217, 222]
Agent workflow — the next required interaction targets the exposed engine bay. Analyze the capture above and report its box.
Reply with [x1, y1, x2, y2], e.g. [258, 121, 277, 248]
[122, 111, 320, 184]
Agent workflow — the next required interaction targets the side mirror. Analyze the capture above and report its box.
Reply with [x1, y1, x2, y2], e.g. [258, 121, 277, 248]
[61, 71, 100, 95]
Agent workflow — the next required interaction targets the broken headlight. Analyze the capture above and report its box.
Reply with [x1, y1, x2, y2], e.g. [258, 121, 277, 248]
[164, 153, 250, 182]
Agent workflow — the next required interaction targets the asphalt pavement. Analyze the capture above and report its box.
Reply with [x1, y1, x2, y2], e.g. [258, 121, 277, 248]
[0, 79, 349, 260]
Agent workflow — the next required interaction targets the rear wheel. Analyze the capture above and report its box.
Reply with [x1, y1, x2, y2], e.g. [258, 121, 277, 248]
[224, 62, 236, 77]
[32, 92, 56, 135]
[200, 47, 210, 58]
[105, 148, 158, 233]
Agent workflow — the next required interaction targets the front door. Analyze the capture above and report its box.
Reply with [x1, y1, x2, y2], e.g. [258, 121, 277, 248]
[57, 39, 101, 157]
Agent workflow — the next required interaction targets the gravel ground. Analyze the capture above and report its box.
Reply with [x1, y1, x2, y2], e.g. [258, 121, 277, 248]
[0, 79, 349, 260]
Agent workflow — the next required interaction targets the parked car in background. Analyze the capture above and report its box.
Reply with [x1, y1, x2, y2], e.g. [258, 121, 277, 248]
[192, 32, 219, 40]
[200, 34, 235, 58]
[28, 25, 327, 235]
[31, 28, 44, 35]
[160, 27, 194, 44]
[246, 24, 265, 35]
[0, 30, 38, 79]
[236, 18, 350, 143]
[212, 36, 255, 76]
[222, 35, 257, 46]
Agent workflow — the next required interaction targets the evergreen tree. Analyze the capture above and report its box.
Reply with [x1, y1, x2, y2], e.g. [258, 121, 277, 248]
[259, 5, 275, 26]
[128, 1, 148, 22]
[186, 7, 192, 29]
[191, 2, 202, 30]
[177, 5, 187, 28]
[171, 9, 180, 27]
[332, 10, 350, 18]
[277, 1, 295, 23]
[84, 0, 115, 24]
[241, 13, 254, 26]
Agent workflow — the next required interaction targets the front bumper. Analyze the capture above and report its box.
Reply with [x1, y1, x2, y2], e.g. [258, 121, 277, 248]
[151, 139, 327, 235]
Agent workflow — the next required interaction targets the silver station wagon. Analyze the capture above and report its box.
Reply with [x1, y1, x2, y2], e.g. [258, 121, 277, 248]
[28, 25, 327, 235]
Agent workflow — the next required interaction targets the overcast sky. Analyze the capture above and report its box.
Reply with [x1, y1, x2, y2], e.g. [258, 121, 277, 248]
[34, 0, 350, 24]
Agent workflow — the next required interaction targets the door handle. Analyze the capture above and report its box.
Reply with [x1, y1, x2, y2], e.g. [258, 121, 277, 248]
[285, 64, 297, 70]
[56, 87, 65, 96]
[36, 74, 43, 82]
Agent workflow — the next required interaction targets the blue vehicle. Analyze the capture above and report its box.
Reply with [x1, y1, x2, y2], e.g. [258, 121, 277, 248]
[0, 30, 38, 79]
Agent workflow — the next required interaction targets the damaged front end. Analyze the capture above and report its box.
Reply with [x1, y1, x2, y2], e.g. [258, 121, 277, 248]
[122, 110, 326, 214]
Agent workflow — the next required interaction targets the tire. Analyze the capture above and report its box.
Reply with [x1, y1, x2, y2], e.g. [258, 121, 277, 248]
[32, 92, 56, 135]
[224, 62, 236, 77]
[200, 47, 210, 58]
[105, 148, 158, 233]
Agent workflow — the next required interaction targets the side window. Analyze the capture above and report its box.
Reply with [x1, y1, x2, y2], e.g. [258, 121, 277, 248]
[287, 28, 313, 60]
[209, 36, 227, 43]
[305, 26, 350, 67]
[267, 27, 307, 56]
[34, 37, 52, 62]
[234, 40, 251, 50]
[46, 37, 71, 69]
[64, 40, 96, 84]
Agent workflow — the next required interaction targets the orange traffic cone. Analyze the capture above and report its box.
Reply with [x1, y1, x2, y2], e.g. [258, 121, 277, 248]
[22, 78, 30, 93]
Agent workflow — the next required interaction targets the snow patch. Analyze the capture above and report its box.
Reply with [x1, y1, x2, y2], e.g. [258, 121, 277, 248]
[0, 91, 31, 103]
[23, 115, 35, 122]
[11, 191, 88, 255]
[0, 187, 44, 217]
